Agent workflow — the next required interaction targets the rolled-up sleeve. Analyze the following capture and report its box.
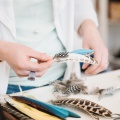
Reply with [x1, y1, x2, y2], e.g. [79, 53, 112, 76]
[74, 0, 99, 31]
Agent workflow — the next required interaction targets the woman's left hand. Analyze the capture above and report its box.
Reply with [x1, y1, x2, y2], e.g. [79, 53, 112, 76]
[79, 20, 109, 75]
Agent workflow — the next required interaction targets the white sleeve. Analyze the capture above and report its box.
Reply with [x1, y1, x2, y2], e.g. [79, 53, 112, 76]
[74, 0, 99, 30]
[0, 61, 10, 94]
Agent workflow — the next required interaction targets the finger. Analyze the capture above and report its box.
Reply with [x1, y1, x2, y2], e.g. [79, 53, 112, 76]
[82, 63, 89, 70]
[16, 70, 30, 77]
[26, 60, 53, 72]
[89, 53, 108, 75]
[82, 44, 89, 70]
[36, 69, 48, 77]
[30, 51, 53, 61]
[85, 51, 101, 74]
[38, 60, 53, 72]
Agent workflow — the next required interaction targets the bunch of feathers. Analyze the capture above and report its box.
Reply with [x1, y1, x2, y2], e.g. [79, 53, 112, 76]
[0, 96, 80, 120]
[52, 73, 88, 97]
[52, 73, 120, 100]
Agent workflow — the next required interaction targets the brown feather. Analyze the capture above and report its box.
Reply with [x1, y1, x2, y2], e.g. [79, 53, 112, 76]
[51, 98, 113, 120]
[0, 105, 17, 120]
[0, 103, 33, 120]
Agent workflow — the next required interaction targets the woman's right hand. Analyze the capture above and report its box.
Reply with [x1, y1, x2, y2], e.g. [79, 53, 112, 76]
[0, 41, 53, 77]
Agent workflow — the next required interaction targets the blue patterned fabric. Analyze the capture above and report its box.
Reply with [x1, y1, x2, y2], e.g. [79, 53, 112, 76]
[6, 85, 37, 94]
[7, 76, 63, 94]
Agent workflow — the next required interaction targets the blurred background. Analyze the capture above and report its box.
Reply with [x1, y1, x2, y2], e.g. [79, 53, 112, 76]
[93, 0, 120, 71]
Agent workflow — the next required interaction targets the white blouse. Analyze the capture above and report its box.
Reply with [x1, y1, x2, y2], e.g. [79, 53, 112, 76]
[9, 0, 67, 86]
[0, 0, 98, 94]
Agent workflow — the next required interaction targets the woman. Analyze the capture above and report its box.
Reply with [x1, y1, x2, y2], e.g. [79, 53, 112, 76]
[0, 0, 108, 94]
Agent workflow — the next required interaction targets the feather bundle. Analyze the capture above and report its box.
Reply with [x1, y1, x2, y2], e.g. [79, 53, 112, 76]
[53, 73, 88, 97]
[11, 96, 80, 119]
[5, 97, 63, 120]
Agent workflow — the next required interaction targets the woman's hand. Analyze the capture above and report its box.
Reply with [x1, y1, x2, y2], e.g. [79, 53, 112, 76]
[78, 20, 108, 75]
[0, 41, 53, 77]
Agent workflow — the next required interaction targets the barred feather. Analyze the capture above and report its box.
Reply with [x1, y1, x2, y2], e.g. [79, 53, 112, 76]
[0, 103, 33, 120]
[51, 98, 113, 120]
[53, 80, 87, 97]
[63, 84, 87, 95]
[0, 106, 17, 120]
[54, 52, 69, 59]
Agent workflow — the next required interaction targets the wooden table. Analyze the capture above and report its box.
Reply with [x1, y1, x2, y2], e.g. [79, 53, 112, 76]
[14, 70, 120, 120]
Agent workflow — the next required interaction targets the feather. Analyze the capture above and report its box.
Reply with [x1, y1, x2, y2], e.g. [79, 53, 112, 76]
[49, 103, 80, 118]
[12, 96, 80, 118]
[54, 53, 97, 65]
[90, 87, 120, 100]
[70, 49, 94, 55]
[5, 97, 63, 120]
[98, 87, 120, 100]
[0, 103, 33, 120]
[53, 50, 98, 65]
[54, 52, 69, 59]
[53, 73, 87, 97]
[0, 105, 17, 120]
[51, 98, 115, 120]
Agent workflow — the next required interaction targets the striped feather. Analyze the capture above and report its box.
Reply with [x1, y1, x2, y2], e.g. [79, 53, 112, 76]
[51, 98, 113, 120]
[0, 105, 17, 120]
[0, 103, 33, 120]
